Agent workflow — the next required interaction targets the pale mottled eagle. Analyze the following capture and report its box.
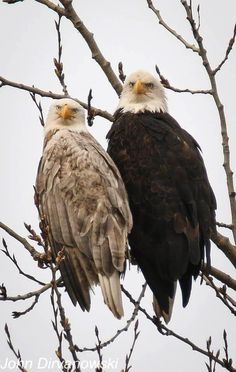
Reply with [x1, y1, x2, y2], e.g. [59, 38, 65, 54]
[35, 98, 132, 318]
[107, 70, 216, 323]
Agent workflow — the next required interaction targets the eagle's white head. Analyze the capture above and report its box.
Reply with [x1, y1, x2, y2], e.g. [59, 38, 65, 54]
[44, 98, 87, 134]
[117, 70, 168, 114]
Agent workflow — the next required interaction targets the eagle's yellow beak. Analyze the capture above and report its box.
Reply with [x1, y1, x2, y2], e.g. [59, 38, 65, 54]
[59, 104, 73, 120]
[133, 79, 146, 95]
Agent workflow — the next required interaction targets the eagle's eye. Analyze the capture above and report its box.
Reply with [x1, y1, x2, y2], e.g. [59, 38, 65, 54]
[129, 82, 135, 88]
[56, 105, 61, 110]
[145, 83, 154, 89]
[72, 108, 79, 113]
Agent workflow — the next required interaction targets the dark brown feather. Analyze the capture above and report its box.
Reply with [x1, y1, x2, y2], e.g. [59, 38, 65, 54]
[107, 110, 216, 319]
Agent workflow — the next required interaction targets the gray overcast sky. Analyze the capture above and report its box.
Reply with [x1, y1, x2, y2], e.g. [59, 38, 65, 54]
[0, 1, 236, 371]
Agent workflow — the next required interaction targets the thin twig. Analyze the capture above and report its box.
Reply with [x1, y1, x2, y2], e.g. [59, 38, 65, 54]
[206, 336, 219, 372]
[95, 326, 103, 372]
[123, 320, 140, 372]
[213, 24, 236, 75]
[223, 330, 233, 369]
[196, 5, 201, 32]
[216, 222, 233, 230]
[203, 275, 236, 316]
[30, 92, 45, 126]
[4, 324, 29, 372]
[1, 238, 45, 285]
[87, 89, 94, 127]
[54, 15, 69, 95]
[51, 266, 81, 372]
[50, 282, 69, 372]
[24, 222, 47, 250]
[118, 62, 126, 83]
[12, 294, 40, 318]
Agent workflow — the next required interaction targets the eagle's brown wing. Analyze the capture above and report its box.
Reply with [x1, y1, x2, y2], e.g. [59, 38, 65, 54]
[36, 129, 132, 318]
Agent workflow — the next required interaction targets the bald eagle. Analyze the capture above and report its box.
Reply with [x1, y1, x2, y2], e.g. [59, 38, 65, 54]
[35, 98, 132, 318]
[107, 70, 216, 323]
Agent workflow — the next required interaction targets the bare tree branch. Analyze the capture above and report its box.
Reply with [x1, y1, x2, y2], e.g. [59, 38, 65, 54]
[147, 0, 236, 242]
[61, 2, 123, 96]
[0, 279, 62, 303]
[147, 0, 199, 52]
[0, 76, 113, 121]
[180, 0, 236, 243]
[203, 264, 236, 291]
[122, 285, 236, 372]
[155, 65, 212, 94]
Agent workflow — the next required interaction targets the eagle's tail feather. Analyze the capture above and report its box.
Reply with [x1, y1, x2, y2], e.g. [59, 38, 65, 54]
[153, 281, 177, 324]
[98, 272, 124, 319]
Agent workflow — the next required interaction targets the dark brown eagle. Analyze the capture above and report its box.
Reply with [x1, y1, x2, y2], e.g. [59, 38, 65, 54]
[35, 98, 132, 318]
[107, 70, 216, 323]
